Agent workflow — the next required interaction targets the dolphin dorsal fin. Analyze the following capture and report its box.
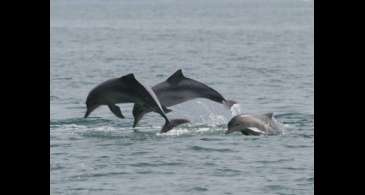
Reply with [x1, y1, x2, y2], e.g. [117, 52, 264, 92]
[120, 73, 136, 81]
[166, 69, 185, 84]
[264, 112, 273, 118]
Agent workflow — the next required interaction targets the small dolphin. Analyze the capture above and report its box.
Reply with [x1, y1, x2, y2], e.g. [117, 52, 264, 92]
[84, 73, 190, 133]
[132, 69, 237, 127]
[225, 113, 281, 135]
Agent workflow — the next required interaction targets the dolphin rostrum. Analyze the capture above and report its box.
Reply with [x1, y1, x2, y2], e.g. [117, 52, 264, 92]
[225, 113, 281, 135]
[84, 73, 190, 133]
[132, 69, 237, 127]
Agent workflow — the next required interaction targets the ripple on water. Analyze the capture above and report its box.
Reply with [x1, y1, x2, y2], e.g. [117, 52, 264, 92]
[69, 171, 129, 181]
[130, 151, 150, 156]
[50, 117, 114, 127]
[66, 187, 115, 193]
[189, 145, 236, 153]
[254, 158, 295, 164]
[188, 186, 209, 192]
[51, 164, 64, 171]
[50, 95, 60, 101]
[200, 138, 224, 141]
[284, 144, 312, 148]
[280, 166, 307, 171]
[79, 131, 129, 139]
[130, 161, 184, 167]
[296, 134, 313, 138]
[212, 168, 243, 177]
[264, 184, 285, 191]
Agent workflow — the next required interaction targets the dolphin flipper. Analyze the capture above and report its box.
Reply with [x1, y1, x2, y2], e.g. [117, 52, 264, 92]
[241, 127, 264, 136]
[108, 104, 125, 119]
[240, 130, 250, 135]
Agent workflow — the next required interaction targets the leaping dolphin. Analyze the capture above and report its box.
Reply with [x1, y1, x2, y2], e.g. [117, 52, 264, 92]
[225, 113, 281, 135]
[84, 73, 190, 133]
[132, 69, 237, 128]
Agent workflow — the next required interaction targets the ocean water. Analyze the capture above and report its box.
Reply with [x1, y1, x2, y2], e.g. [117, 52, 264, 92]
[50, 0, 314, 194]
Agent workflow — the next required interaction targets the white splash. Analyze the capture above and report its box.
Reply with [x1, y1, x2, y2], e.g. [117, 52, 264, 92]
[93, 126, 118, 132]
[156, 128, 190, 136]
[156, 126, 223, 137]
[196, 127, 211, 132]
[230, 103, 242, 116]
[207, 114, 227, 126]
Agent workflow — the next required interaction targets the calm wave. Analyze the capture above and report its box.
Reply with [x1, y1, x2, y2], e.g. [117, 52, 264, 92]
[51, 0, 313, 194]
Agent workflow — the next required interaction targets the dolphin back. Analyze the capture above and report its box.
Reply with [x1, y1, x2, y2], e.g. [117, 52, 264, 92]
[163, 69, 228, 104]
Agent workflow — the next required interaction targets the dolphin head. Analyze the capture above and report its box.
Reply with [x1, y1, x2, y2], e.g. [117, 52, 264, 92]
[226, 115, 267, 135]
[226, 115, 248, 134]
[84, 91, 100, 118]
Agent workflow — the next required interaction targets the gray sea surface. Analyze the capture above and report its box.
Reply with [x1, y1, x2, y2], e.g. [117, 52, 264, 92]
[51, 0, 313, 194]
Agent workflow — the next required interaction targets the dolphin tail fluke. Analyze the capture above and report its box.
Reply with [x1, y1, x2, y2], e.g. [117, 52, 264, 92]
[162, 105, 173, 113]
[223, 99, 238, 109]
[161, 118, 190, 133]
[132, 117, 141, 128]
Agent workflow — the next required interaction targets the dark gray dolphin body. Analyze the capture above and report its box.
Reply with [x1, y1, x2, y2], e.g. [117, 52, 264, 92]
[226, 113, 281, 135]
[84, 73, 189, 133]
[132, 69, 237, 127]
